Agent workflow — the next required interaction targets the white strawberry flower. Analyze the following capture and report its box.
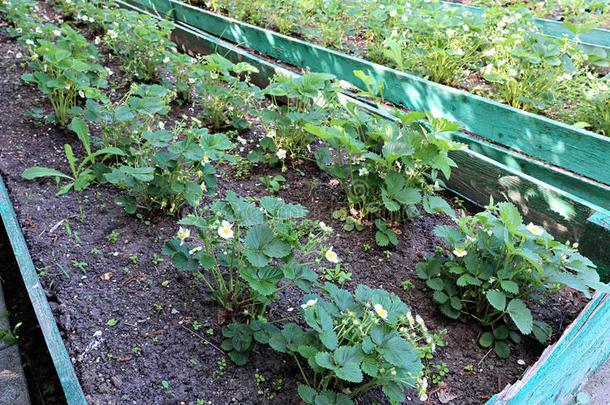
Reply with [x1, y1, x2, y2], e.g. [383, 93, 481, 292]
[374, 304, 388, 320]
[276, 148, 287, 160]
[178, 227, 190, 245]
[189, 246, 202, 255]
[217, 220, 234, 240]
[358, 167, 369, 176]
[453, 247, 467, 257]
[319, 222, 332, 233]
[526, 223, 544, 236]
[325, 247, 339, 263]
[301, 298, 318, 309]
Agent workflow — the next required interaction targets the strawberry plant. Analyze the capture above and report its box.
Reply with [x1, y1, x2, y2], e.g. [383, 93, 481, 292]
[21, 24, 108, 125]
[416, 199, 610, 357]
[105, 122, 233, 214]
[163, 192, 330, 319]
[226, 283, 436, 403]
[307, 106, 461, 245]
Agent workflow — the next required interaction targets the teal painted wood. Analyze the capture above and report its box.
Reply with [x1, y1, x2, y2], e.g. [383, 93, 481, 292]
[581, 212, 610, 282]
[0, 175, 87, 405]
[441, 1, 610, 50]
[146, 0, 610, 186]
[488, 292, 610, 404]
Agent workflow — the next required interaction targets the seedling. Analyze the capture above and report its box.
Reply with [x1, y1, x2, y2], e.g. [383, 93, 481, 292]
[215, 358, 227, 380]
[106, 231, 120, 244]
[259, 175, 286, 194]
[152, 253, 164, 265]
[161, 380, 175, 397]
[70, 259, 88, 274]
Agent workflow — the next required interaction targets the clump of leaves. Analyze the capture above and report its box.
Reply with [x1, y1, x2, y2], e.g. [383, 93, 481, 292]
[226, 283, 435, 404]
[163, 192, 331, 320]
[416, 199, 609, 357]
[308, 106, 461, 246]
[21, 24, 108, 125]
[22, 118, 124, 194]
[105, 121, 232, 214]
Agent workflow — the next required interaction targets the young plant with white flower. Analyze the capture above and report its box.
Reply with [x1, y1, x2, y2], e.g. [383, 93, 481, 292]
[163, 192, 330, 317]
[417, 198, 608, 358]
[232, 283, 436, 404]
[20, 24, 108, 125]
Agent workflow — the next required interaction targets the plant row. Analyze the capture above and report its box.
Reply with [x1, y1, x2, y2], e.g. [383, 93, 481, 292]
[0, 0, 607, 403]
[201, 0, 610, 136]
[449, 0, 610, 26]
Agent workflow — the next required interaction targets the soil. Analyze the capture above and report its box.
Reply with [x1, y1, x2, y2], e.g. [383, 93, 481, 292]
[0, 5, 587, 405]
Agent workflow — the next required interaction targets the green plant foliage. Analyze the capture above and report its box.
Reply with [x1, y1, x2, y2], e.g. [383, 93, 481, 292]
[20, 24, 108, 125]
[416, 198, 609, 357]
[163, 192, 330, 315]
[223, 283, 437, 403]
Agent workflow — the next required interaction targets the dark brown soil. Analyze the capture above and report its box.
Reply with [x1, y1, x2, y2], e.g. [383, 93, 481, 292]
[0, 11, 586, 405]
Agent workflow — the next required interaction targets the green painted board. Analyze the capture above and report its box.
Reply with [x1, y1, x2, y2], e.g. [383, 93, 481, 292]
[488, 292, 610, 404]
[0, 175, 87, 404]
[441, 1, 610, 50]
[580, 212, 610, 283]
[136, 0, 610, 187]
[120, 0, 609, 279]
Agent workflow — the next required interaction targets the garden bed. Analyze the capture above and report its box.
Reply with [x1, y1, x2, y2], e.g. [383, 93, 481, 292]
[178, 0, 610, 137]
[124, 0, 610, 277]
[0, 0, 607, 404]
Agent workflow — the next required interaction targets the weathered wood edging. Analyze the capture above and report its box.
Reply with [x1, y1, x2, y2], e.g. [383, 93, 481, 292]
[0, 175, 87, 404]
[489, 291, 610, 404]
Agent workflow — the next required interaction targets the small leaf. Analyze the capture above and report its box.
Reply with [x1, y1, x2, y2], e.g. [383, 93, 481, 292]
[494, 340, 510, 358]
[507, 299, 533, 335]
[479, 332, 494, 348]
[298, 385, 317, 404]
[486, 289, 507, 311]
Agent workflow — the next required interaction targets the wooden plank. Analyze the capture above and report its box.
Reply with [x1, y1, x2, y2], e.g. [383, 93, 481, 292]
[580, 212, 610, 282]
[152, 0, 610, 186]
[0, 175, 87, 404]
[489, 292, 610, 404]
[441, 1, 610, 50]
[120, 0, 610, 275]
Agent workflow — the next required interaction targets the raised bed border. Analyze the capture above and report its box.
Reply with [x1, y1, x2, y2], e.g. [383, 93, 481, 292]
[0, 175, 87, 404]
[489, 292, 610, 404]
[129, 0, 610, 192]
[0, 1, 607, 404]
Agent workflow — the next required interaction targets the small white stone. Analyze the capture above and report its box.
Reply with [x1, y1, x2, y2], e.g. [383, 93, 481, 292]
[517, 359, 526, 365]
